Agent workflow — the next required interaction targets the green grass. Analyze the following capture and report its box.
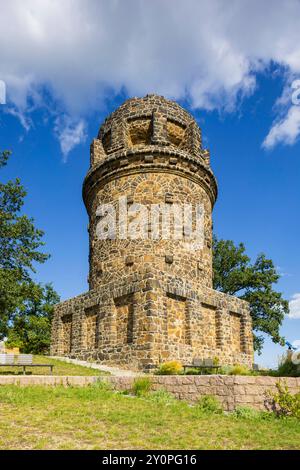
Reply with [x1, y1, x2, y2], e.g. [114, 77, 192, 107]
[0, 385, 299, 449]
[0, 355, 109, 376]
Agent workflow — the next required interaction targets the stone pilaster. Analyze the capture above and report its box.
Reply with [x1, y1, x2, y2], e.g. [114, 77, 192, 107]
[151, 110, 168, 145]
[90, 138, 106, 166]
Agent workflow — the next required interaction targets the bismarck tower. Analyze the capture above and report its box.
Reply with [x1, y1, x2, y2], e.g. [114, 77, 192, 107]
[51, 95, 254, 371]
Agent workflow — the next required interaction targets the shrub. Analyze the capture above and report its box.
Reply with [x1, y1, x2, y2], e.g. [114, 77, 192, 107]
[218, 365, 232, 375]
[156, 361, 183, 375]
[197, 395, 223, 414]
[267, 381, 300, 419]
[228, 364, 253, 376]
[213, 356, 220, 366]
[147, 389, 176, 405]
[132, 377, 151, 397]
[185, 368, 200, 375]
[255, 368, 277, 376]
[277, 353, 300, 377]
[93, 380, 112, 392]
[233, 406, 267, 420]
[217, 364, 257, 376]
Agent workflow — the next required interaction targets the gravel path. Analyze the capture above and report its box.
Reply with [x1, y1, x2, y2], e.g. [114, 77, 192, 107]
[49, 356, 144, 377]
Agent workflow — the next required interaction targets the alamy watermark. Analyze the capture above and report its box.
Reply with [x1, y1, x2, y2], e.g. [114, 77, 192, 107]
[291, 340, 300, 366]
[95, 196, 205, 251]
[291, 79, 300, 105]
[291, 349, 300, 366]
[0, 80, 6, 104]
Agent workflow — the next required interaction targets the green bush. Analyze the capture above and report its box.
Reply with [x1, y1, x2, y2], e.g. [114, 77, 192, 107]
[255, 368, 276, 376]
[277, 354, 300, 377]
[233, 406, 268, 420]
[228, 364, 254, 376]
[213, 356, 220, 366]
[93, 380, 112, 392]
[217, 364, 258, 376]
[185, 362, 257, 376]
[147, 389, 176, 405]
[218, 365, 232, 375]
[185, 368, 200, 375]
[197, 395, 223, 414]
[185, 367, 218, 375]
[267, 381, 300, 419]
[156, 361, 183, 375]
[132, 377, 151, 397]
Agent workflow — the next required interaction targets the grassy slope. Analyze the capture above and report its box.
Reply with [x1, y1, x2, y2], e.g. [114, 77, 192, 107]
[0, 385, 299, 450]
[0, 355, 109, 376]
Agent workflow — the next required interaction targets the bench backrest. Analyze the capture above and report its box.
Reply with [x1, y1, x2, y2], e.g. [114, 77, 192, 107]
[193, 358, 215, 367]
[203, 358, 214, 367]
[0, 354, 15, 365]
[193, 358, 204, 367]
[16, 354, 33, 365]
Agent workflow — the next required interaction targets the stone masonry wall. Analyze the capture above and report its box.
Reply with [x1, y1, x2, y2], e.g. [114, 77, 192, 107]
[1, 375, 299, 412]
[50, 275, 253, 370]
[87, 172, 214, 290]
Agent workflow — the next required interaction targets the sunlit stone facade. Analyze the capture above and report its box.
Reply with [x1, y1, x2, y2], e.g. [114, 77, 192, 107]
[51, 95, 254, 371]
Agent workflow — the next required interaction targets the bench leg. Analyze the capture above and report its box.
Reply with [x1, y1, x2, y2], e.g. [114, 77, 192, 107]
[23, 366, 26, 375]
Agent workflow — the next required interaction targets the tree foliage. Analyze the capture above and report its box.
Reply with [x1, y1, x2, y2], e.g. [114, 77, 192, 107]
[6, 283, 59, 354]
[0, 150, 59, 349]
[213, 236, 288, 353]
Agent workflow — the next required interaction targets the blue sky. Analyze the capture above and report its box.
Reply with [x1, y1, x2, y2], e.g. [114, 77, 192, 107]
[0, 0, 300, 367]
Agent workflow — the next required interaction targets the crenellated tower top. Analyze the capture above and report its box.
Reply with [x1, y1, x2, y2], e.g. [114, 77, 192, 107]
[84, 94, 217, 208]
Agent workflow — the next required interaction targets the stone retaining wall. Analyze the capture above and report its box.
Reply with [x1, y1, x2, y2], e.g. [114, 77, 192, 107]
[1, 375, 299, 411]
[108, 375, 300, 411]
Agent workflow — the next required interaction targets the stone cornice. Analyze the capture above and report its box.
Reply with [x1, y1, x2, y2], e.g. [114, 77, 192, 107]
[83, 146, 218, 210]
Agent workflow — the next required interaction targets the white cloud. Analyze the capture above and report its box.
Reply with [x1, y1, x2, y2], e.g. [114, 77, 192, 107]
[263, 105, 300, 149]
[288, 293, 300, 319]
[54, 117, 87, 160]
[5, 106, 32, 132]
[0, 0, 300, 154]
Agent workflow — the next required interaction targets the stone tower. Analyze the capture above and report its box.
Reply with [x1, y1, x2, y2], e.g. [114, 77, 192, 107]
[51, 95, 253, 371]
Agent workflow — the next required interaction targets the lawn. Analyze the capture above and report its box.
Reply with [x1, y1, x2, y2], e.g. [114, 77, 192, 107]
[0, 355, 109, 376]
[0, 384, 299, 450]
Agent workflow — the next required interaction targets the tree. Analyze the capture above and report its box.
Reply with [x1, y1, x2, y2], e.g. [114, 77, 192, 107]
[213, 236, 289, 353]
[0, 150, 55, 340]
[6, 283, 60, 354]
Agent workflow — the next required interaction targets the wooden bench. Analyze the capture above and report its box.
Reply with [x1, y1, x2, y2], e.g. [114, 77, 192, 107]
[0, 354, 54, 375]
[183, 358, 222, 374]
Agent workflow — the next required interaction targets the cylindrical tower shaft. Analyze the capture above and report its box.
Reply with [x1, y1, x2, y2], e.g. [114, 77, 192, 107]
[83, 95, 217, 291]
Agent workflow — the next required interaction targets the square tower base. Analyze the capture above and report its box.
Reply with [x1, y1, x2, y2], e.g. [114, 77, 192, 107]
[51, 270, 253, 371]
